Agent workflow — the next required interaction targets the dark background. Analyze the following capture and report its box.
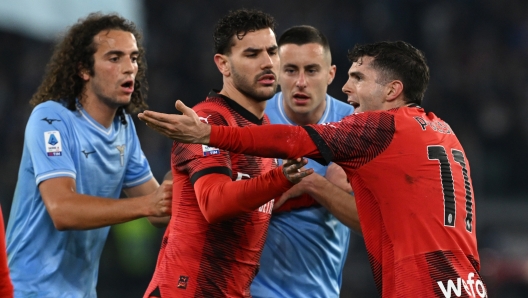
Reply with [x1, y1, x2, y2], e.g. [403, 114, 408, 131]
[1, 0, 527, 297]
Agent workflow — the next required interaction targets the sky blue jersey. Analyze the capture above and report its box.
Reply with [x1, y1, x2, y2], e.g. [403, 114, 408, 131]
[251, 93, 354, 298]
[6, 101, 152, 298]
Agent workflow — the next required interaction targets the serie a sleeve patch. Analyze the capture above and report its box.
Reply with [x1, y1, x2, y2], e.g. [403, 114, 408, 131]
[44, 130, 62, 156]
[202, 144, 220, 156]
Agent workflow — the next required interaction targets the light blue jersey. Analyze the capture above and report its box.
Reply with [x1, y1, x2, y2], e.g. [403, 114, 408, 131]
[251, 92, 354, 298]
[6, 101, 152, 298]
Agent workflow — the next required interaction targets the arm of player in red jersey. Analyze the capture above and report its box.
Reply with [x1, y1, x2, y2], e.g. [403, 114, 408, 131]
[139, 100, 328, 162]
[273, 193, 318, 212]
[193, 161, 312, 223]
[209, 124, 328, 163]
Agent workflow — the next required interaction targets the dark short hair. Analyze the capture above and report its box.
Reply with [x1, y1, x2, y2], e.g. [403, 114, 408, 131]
[30, 12, 148, 114]
[278, 25, 330, 55]
[347, 41, 429, 105]
[213, 8, 277, 55]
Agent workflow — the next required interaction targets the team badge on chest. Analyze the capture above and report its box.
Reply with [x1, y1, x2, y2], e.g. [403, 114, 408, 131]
[116, 144, 125, 166]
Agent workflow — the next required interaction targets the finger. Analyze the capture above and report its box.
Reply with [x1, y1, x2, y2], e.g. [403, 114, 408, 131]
[293, 168, 314, 179]
[287, 159, 308, 173]
[144, 122, 168, 135]
[175, 100, 193, 117]
[138, 112, 164, 126]
[283, 158, 304, 169]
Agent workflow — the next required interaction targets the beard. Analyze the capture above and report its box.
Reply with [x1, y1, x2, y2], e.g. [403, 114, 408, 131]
[231, 67, 277, 102]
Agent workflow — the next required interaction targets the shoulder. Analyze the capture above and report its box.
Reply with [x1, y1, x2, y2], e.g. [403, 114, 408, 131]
[29, 101, 72, 125]
[264, 92, 281, 118]
[193, 99, 230, 126]
[327, 95, 354, 118]
[32, 100, 68, 114]
[267, 92, 280, 104]
[264, 93, 280, 110]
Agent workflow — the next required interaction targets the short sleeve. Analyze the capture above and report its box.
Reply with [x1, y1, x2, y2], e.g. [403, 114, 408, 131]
[26, 104, 76, 185]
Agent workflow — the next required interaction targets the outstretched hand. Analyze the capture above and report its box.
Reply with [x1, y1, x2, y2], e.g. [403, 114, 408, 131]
[138, 100, 210, 144]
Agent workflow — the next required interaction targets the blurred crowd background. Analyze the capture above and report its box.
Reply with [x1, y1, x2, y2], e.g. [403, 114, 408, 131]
[1, 0, 527, 297]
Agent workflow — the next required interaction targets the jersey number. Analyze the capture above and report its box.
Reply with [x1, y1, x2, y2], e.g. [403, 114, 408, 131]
[428, 146, 473, 232]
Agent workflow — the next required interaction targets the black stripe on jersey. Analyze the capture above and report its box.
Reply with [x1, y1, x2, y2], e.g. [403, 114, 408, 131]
[190, 166, 232, 185]
[302, 126, 333, 166]
[147, 286, 161, 297]
[208, 90, 264, 125]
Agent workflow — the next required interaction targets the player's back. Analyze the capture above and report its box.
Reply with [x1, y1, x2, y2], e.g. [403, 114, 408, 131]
[147, 93, 276, 298]
[338, 107, 485, 297]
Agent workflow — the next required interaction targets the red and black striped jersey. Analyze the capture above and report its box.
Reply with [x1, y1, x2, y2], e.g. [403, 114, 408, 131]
[209, 106, 487, 298]
[146, 91, 279, 298]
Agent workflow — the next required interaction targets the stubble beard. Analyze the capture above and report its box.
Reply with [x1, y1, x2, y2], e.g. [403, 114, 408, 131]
[91, 78, 130, 109]
[231, 67, 277, 102]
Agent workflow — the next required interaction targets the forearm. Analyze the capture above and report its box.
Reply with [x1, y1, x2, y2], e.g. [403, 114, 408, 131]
[147, 216, 171, 227]
[209, 125, 322, 160]
[195, 167, 293, 223]
[305, 175, 361, 233]
[273, 193, 318, 212]
[44, 193, 152, 230]
[125, 177, 171, 228]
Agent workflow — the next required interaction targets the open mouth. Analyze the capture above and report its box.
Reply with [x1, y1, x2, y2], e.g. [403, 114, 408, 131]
[121, 80, 134, 93]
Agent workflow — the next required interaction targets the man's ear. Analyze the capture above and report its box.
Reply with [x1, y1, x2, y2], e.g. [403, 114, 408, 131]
[214, 54, 230, 77]
[327, 64, 336, 85]
[78, 65, 90, 81]
[386, 80, 404, 102]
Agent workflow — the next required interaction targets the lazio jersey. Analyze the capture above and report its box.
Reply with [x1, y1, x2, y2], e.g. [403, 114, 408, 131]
[250, 92, 354, 298]
[6, 100, 152, 298]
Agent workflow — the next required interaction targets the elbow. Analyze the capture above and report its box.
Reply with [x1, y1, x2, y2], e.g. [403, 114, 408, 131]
[51, 217, 70, 231]
[46, 204, 72, 231]
[202, 211, 228, 224]
[54, 223, 69, 231]
[148, 216, 170, 228]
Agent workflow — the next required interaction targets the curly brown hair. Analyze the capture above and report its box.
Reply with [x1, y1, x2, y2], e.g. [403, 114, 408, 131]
[30, 12, 148, 114]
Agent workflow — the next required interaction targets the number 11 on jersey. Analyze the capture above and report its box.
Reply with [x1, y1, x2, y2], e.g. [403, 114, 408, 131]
[428, 145, 473, 232]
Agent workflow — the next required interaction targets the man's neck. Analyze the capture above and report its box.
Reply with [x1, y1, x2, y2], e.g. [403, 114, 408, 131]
[219, 84, 266, 119]
[78, 96, 118, 128]
[283, 97, 326, 126]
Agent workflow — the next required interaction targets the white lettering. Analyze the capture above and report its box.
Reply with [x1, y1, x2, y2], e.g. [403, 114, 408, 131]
[466, 273, 475, 297]
[258, 200, 274, 214]
[475, 280, 486, 297]
[438, 278, 462, 298]
[236, 172, 250, 181]
[436, 272, 487, 298]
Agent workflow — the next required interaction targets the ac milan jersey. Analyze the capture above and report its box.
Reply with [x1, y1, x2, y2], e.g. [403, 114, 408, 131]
[145, 91, 277, 298]
[209, 106, 487, 298]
